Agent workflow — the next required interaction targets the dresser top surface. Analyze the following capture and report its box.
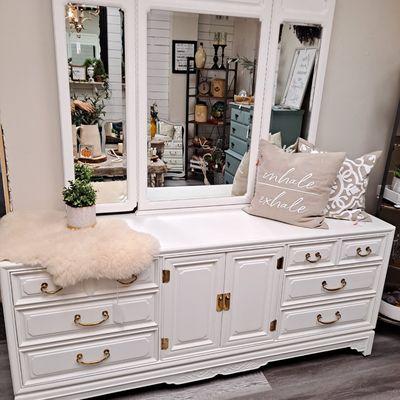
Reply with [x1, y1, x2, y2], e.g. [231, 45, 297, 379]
[105, 209, 394, 254]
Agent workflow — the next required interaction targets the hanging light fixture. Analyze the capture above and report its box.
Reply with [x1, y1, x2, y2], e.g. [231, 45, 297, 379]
[65, 3, 100, 37]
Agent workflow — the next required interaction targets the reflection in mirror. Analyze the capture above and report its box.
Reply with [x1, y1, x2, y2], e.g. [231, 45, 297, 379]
[65, 3, 127, 204]
[146, 11, 261, 201]
[270, 23, 322, 148]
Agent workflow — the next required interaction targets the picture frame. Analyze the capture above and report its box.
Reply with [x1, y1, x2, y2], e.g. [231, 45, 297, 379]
[71, 65, 87, 81]
[172, 40, 197, 74]
[281, 47, 317, 110]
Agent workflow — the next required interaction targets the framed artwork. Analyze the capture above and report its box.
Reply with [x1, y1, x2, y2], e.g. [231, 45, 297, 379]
[71, 65, 87, 81]
[281, 47, 317, 110]
[0, 125, 11, 215]
[172, 40, 197, 74]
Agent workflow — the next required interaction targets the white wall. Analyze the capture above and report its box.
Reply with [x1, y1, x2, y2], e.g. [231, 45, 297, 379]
[316, 0, 400, 212]
[147, 10, 171, 120]
[0, 0, 399, 212]
[169, 12, 199, 125]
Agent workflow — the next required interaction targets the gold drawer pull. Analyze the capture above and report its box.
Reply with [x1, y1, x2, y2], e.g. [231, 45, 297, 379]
[216, 294, 224, 312]
[317, 311, 341, 325]
[305, 252, 321, 263]
[74, 310, 109, 327]
[76, 349, 110, 366]
[356, 246, 372, 257]
[40, 282, 63, 295]
[223, 293, 231, 311]
[116, 274, 138, 286]
[322, 278, 347, 292]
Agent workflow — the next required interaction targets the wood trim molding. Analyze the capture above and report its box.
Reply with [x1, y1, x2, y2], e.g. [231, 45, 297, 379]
[0, 125, 11, 213]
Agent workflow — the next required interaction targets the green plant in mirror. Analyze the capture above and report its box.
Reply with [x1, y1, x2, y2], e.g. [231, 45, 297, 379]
[74, 163, 93, 183]
[395, 166, 400, 179]
[71, 83, 110, 126]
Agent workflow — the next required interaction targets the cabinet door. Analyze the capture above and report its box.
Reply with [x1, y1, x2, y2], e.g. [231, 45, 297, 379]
[221, 248, 283, 347]
[161, 253, 225, 358]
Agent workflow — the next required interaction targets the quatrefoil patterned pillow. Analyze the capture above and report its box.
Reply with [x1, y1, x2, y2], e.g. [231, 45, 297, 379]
[297, 138, 381, 221]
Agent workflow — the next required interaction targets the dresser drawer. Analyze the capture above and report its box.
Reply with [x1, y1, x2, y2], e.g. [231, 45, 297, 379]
[279, 299, 374, 337]
[225, 150, 243, 176]
[16, 294, 156, 346]
[286, 241, 338, 271]
[282, 266, 379, 306]
[224, 171, 234, 184]
[230, 120, 250, 141]
[11, 263, 157, 306]
[229, 135, 249, 155]
[20, 331, 156, 384]
[339, 236, 385, 264]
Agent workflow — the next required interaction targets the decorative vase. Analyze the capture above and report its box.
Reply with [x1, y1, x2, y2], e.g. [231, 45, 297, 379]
[66, 205, 96, 229]
[76, 125, 103, 158]
[87, 65, 95, 82]
[195, 42, 206, 69]
[150, 116, 157, 139]
[195, 103, 208, 123]
[211, 78, 225, 98]
[392, 176, 400, 193]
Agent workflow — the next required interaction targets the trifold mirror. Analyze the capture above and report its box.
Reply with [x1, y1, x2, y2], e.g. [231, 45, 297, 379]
[54, 0, 331, 212]
[144, 10, 262, 204]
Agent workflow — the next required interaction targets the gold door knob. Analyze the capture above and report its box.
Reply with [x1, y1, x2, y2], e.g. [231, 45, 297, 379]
[305, 252, 322, 263]
[356, 246, 372, 257]
[40, 282, 63, 295]
[322, 279, 347, 292]
[76, 349, 110, 366]
[317, 311, 341, 325]
[74, 310, 109, 327]
[116, 274, 138, 285]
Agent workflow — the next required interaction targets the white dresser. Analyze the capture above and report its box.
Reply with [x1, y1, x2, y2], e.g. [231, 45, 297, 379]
[0, 210, 394, 400]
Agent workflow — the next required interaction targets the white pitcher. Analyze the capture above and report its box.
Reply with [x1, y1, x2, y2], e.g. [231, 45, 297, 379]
[76, 125, 104, 158]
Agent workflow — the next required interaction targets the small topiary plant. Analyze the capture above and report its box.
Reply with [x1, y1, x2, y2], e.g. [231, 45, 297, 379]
[63, 180, 96, 208]
[395, 166, 400, 179]
[63, 164, 96, 208]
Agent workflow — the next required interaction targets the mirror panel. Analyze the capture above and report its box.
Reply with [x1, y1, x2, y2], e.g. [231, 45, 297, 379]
[270, 22, 322, 147]
[146, 10, 261, 202]
[65, 3, 127, 204]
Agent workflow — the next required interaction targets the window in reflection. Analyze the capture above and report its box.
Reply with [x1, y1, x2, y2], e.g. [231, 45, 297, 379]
[270, 23, 322, 148]
[66, 4, 127, 204]
[146, 11, 261, 200]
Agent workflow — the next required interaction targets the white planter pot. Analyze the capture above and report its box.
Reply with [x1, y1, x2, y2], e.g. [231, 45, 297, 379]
[393, 176, 400, 193]
[66, 205, 96, 229]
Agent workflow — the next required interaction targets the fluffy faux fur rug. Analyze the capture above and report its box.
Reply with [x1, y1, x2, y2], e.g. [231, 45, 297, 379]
[0, 211, 160, 287]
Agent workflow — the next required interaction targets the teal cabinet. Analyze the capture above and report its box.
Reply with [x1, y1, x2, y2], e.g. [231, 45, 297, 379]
[224, 104, 253, 183]
[270, 107, 304, 148]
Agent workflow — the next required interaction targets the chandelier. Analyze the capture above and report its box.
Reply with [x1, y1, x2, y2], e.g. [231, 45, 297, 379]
[65, 3, 100, 36]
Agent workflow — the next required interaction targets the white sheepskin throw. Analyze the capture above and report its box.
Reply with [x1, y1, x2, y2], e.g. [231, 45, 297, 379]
[0, 211, 160, 287]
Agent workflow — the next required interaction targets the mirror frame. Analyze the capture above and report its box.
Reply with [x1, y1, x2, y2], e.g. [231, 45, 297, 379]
[52, 0, 137, 213]
[137, 0, 273, 211]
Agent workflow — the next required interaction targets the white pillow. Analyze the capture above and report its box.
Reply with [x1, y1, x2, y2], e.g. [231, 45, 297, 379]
[232, 152, 250, 196]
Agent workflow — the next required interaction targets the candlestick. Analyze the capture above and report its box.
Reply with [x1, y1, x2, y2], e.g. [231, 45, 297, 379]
[212, 44, 220, 70]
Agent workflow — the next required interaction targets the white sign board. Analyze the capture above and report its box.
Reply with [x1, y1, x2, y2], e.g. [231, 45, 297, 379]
[281, 48, 317, 110]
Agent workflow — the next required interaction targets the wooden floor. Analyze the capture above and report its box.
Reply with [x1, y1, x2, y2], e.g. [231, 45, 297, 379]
[0, 321, 399, 400]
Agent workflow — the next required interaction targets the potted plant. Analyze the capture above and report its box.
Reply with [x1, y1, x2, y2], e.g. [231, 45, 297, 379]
[393, 166, 400, 193]
[71, 86, 110, 158]
[63, 164, 97, 229]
